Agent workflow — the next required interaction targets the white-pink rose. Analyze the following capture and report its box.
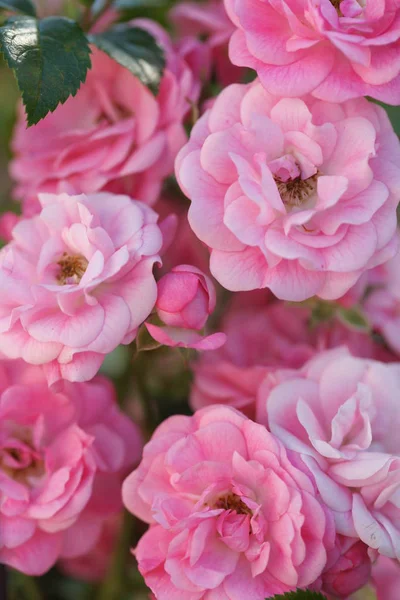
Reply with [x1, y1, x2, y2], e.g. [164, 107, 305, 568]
[259, 347, 400, 558]
[176, 82, 400, 301]
[0, 192, 162, 385]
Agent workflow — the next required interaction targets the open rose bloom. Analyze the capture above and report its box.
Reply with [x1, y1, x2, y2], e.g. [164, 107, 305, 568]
[258, 348, 400, 559]
[177, 82, 400, 301]
[0, 192, 162, 385]
[226, 0, 400, 104]
[0, 359, 142, 575]
[123, 405, 334, 599]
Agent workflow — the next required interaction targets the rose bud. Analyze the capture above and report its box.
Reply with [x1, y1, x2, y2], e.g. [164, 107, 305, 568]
[156, 264, 216, 330]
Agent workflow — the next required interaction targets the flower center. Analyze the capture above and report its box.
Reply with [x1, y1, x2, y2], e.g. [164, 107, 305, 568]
[275, 173, 319, 210]
[57, 253, 88, 285]
[1, 433, 45, 485]
[215, 493, 253, 516]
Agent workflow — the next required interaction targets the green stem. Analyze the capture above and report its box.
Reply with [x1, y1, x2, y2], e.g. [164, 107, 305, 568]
[97, 510, 134, 600]
[11, 572, 42, 600]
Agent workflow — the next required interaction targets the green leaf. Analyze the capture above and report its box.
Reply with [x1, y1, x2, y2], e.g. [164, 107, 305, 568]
[307, 299, 336, 329]
[0, 0, 36, 16]
[135, 322, 162, 353]
[271, 590, 327, 599]
[89, 25, 165, 94]
[337, 306, 370, 332]
[0, 16, 91, 126]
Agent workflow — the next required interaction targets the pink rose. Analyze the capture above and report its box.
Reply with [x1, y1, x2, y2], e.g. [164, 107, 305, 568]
[0, 192, 162, 386]
[259, 347, 400, 558]
[10, 20, 198, 216]
[146, 264, 226, 352]
[123, 405, 334, 599]
[0, 360, 142, 575]
[170, 0, 244, 85]
[156, 265, 216, 329]
[321, 537, 372, 598]
[176, 82, 400, 301]
[371, 556, 400, 600]
[225, 0, 400, 104]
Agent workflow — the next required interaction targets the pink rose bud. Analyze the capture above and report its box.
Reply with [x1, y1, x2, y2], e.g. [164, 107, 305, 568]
[156, 264, 216, 330]
[322, 538, 372, 598]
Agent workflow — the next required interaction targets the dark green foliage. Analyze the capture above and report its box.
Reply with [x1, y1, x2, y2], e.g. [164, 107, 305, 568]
[0, 0, 36, 17]
[271, 590, 327, 599]
[89, 24, 165, 94]
[0, 16, 91, 125]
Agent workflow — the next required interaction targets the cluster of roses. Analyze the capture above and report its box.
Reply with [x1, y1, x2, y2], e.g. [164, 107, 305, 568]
[1, 0, 400, 599]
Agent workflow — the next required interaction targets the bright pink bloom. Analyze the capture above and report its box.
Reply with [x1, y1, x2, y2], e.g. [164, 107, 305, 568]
[0, 192, 162, 386]
[259, 347, 400, 558]
[371, 556, 400, 600]
[0, 360, 142, 575]
[123, 405, 334, 599]
[321, 536, 371, 598]
[171, 0, 244, 85]
[176, 83, 400, 301]
[156, 264, 216, 329]
[11, 20, 199, 216]
[225, 0, 400, 104]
